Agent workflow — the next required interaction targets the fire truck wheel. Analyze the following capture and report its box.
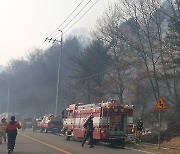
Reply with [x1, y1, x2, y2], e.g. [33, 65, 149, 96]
[40, 127, 43, 132]
[110, 139, 125, 147]
[52, 129, 58, 133]
[93, 139, 99, 145]
[44, 128, 48, 133]
[119, 138, 125, 147]
[65, 130, 70, 140]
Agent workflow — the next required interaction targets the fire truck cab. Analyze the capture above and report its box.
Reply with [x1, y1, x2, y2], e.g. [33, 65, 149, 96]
[62, 100, 134, 145]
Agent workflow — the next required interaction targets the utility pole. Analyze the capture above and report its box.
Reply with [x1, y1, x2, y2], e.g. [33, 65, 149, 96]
[7, 78, 10, 120]
[45, 30, 63, 115]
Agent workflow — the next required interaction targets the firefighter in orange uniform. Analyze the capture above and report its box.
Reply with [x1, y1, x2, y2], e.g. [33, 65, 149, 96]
[6, 116, 21, 154]
[82, 115, 94, 148]
[0, 118, 7, 143]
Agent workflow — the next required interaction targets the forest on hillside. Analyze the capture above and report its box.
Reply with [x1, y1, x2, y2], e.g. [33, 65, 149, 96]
[0, 0, 180, 129]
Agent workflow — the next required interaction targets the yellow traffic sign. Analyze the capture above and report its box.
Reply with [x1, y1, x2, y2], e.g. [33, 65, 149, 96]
[155, 96, 167, 110]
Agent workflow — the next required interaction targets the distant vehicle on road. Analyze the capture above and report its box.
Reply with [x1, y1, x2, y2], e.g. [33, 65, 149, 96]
[21, 117, 33, 128]
[40, 114, 62, 133]
[35, 118, 42, 130]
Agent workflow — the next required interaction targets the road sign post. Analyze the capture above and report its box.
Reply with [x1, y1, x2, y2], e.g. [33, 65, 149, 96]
[154, 96, 167, 149]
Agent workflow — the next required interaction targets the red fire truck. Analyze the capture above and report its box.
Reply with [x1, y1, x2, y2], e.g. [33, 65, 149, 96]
[40, 114, 62, 133]
[61, 100, 134, 145]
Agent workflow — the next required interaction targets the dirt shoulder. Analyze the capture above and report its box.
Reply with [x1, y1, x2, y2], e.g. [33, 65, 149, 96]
[129, 136, 180, 154]
[162, 136, 180, 147]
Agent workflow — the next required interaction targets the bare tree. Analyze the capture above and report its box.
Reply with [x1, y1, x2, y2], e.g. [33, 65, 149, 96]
[95, 3, 137, 103]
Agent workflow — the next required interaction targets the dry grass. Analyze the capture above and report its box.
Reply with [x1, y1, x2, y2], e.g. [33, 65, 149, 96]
[162, 136, 180, 147]
[133, 136, 180, 154]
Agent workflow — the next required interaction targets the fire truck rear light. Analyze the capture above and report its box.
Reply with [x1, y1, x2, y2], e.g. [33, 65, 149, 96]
[131, 128, 135, 133]
[101, 130, 105, 133]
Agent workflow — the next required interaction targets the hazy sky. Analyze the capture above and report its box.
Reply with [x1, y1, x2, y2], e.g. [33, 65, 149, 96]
[0, 0, 118, 66]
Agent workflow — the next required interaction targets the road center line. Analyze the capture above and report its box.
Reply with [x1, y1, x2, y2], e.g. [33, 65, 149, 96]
[19, 132, 72, 154]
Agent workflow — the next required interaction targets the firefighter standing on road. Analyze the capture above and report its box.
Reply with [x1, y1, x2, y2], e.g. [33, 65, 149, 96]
[0, 118, 7, 143]
[136, 118, 144, 143]
[21, 118, 26, 131]
[32, 118, 37, 132]
[6, 116, 21, 154]
[82, 115, 94, 148]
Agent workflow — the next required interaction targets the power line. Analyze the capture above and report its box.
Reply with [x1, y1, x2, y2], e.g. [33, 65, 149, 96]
[41, 36, 62, 50]
[61, 0, 92, 31]
[50, 0, 94, 40]
[49, 0, 92, 38]
[41, 41, 50, 50]
[47, 0, 85, 39]
[40, 0, 85, 49]
[40, 0, 100, 51]
[64, 0, 100, 34]
[41, 0, 95, 50]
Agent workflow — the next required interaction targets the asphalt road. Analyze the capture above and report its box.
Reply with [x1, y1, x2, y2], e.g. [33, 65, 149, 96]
[0, 129, 156, 154]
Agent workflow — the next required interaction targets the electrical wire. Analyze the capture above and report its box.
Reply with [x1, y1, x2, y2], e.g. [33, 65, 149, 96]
[50, 0, 94, 40]
[61, 0, 92, 31]
[40, 0, 86, 49]
[41, 0, 100, 50]
[47, 0, 85, 39]
[41, 41, 50, 50]
[64, 0, 100, 34]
